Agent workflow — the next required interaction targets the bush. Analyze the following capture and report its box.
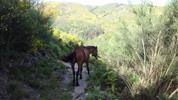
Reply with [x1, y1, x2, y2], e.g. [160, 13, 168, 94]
[0, 0, 53, 67]
[0, 0, 76, 99]
[116, 1, 178, 99]
[86, 60, 132, 99]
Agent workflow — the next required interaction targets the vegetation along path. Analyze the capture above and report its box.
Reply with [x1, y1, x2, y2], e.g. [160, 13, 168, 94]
[59, 60, 88, 100]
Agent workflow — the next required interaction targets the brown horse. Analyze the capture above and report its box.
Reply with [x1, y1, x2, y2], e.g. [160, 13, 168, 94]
[62, 46, 98, 86]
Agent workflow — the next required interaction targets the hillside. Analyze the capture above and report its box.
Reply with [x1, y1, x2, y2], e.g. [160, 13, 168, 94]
[48, 3, 164, 60]
[52, 3, 164, 41]
[52, 3, 133, 39]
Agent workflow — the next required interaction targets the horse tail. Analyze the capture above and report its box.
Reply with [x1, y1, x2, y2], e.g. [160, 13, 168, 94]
[71, 52, 76, 63]
[62, 52, 75, 63]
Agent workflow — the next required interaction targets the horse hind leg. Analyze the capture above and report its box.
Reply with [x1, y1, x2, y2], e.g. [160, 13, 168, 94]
[71, 63, 76, 86]
[76, 63, 82, 86]
[79, 66, 83, 79]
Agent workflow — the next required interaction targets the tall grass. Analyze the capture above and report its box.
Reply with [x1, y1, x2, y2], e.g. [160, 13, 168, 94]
[117, 31, 178, 99]
[87, 1, 178, 99]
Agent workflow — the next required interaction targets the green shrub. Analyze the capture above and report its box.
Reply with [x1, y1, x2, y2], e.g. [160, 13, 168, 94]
[0, 0, 53, 66]
[87, 60, 131, 99]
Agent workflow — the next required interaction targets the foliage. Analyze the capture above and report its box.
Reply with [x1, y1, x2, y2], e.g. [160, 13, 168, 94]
[113, 1, 178, 99]
[0, 0, 78, 99]
[86, 59, 132, 99]
[85, 1, 178, 100]
[0, 0, 51, 53]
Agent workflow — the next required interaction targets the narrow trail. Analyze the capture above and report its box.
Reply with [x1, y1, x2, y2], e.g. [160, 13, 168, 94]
[59, 60, 88, 100]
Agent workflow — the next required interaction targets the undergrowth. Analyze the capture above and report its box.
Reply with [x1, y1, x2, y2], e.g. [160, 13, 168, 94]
[86, 59, 132, 100]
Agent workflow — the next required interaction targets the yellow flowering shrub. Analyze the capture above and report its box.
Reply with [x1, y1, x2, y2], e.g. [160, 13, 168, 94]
[53, 28, 82, 45]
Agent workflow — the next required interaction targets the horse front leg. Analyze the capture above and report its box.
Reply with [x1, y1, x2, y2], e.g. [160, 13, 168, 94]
[86, 62, 90, 76]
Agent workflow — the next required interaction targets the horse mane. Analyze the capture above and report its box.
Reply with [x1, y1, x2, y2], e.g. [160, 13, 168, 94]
[84, 46, 96, 48]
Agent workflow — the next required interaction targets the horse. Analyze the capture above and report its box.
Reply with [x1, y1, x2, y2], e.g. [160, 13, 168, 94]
[61, 46, 98, 86]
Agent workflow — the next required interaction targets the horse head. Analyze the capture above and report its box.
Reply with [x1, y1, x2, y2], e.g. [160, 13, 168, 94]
[90, 46, 100, 59]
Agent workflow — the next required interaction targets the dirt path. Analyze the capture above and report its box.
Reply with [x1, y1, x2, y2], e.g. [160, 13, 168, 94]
[59, 60, 88, 100]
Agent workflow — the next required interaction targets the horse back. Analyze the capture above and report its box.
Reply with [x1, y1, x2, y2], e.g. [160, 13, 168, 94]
[74, 47, 86, 63]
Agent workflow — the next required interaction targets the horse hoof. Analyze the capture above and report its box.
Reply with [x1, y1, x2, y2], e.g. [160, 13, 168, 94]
[72, 83, 76, 86]
[76, 83, 79, 86]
